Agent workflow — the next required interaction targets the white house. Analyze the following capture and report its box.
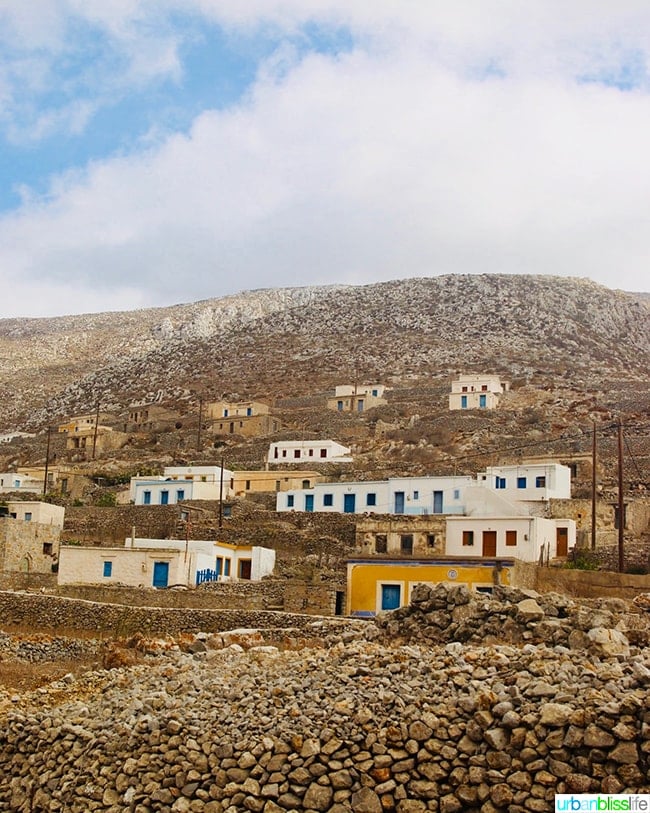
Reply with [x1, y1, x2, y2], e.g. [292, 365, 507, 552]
[0, 432, 35, 444]
[479, 463, 571, 502]
[0, 472, 43, 495]
[58, 537, 276, 589]
[449, 374, 510, 411]
[268, 440, 353, 465]
[129, 465, 234, 505]
[2, 501, 65, 527]
[276, 463, 571, 516]
[445, 515, 576, 561]
[205, 400, 270, 418]
[277, 476, 475, 514]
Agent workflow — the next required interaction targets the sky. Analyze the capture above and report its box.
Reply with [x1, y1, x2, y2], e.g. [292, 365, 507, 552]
[2, 2, 650, 318]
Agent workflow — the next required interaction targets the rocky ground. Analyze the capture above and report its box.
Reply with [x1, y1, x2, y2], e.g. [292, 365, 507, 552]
[0, 585, 649, 811]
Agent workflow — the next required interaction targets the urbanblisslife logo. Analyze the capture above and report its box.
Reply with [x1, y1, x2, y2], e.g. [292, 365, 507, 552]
[555, 796, 650, 812]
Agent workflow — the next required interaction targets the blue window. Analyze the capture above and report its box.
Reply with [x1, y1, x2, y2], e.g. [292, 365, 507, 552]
[372, 389, 378, 397]
[453, 489, 460, 500]
[246, 407, 252, 416]
[287, 495, 294, 508]
[413, 490, 419, 500]
[103, 561, 112, 578]
[143, 490, 151, 505]
[461, 395, 468, 409]
[176, 489, 185, 501]
[366, 493, 377, 506]
[216, 557, 223, 576]
[535, 476, 546, 488]
[495, 477, 506, 490]
[160, 490, 169, 505]
[337, 400, 344, 411]
[323, 493, 334, 506]
[517, 477, 527, 489]
[223, 409, 229, 417]
[24, 512, 32, 522]
[224, 559, 231, 576]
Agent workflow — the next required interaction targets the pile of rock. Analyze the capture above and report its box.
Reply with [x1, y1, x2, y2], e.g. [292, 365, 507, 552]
[1, 616, 650, 810]
[375, 583, 650, 652]
[0, 631, 100, 663]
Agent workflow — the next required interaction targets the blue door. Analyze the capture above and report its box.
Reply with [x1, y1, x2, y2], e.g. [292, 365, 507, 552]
[433, 490, 443, 513]
[381, 584, 401, 611]
[305, 494, 314, 512]
[479, 394, 487, 408]
[343, 494, 356, 513]
[394, 491, 405, 513]
[153, 562, 169, 588]
[461, 395, 468, 409]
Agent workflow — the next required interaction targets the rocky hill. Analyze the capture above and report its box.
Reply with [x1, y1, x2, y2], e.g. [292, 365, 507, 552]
[0, 274, 648, 489]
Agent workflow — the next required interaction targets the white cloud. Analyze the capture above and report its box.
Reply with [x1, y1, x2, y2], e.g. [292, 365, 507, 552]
[2, 2, 650, 316]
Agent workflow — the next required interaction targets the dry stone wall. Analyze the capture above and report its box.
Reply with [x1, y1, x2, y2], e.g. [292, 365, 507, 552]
[0, 591, 349, 637]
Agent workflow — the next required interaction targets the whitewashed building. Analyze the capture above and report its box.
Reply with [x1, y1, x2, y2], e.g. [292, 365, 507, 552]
[58, 537, 275, 589]
[276, 463, 571, 516]
[278, 475, 475, 514]
[445, 515, 576, 561]
[449, 375, 510, 410]
[2, 501, 65, 527]
[0, 471, 42, 495]
[128, 465, 234, 505]
[268, 440, 352, 465]
[477, 463, 571, 503]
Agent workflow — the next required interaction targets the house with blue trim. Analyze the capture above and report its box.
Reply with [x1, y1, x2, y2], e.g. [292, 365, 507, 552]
[128, 465, 234, 505]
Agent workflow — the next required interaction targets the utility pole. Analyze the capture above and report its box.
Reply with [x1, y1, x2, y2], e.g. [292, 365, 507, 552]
[218, 454, 224, 530]
[43, 427, 51, 496]
[617, 421, 625, 573]
[91, 401, 100, 460]
[197, 396, 203, 452]
[591, 422, 597, 551]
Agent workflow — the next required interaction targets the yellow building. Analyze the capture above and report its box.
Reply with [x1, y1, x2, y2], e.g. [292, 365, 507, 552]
[231, 470, 324, 497]
[346, 557, 513, 617]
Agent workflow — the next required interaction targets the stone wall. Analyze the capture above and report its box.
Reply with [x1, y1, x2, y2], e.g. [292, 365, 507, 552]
[62, 504, 188, 545]
[513, 561, 650, 600]
[549, 496, 650, 536]
[54, 576, 342, 616]
[0, 590, 349, 637]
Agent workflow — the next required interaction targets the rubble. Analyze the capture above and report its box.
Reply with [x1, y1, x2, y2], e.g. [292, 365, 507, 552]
[0, 585, 649, 809]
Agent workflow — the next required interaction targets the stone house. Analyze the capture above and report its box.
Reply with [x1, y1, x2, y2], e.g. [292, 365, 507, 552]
[0, 502, 63, 576]
[231, 470, 324, 498]
[326, 384, 388, 413]
[58, 414, 128, 455]
[449, 374, 510, 410]
[126, 402, 180, 432]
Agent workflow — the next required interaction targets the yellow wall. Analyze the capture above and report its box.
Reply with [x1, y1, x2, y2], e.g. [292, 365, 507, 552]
[347, 560, 511, 616]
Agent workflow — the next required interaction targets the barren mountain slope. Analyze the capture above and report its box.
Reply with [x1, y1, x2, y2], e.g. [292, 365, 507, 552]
[0, 274, 648, 432]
